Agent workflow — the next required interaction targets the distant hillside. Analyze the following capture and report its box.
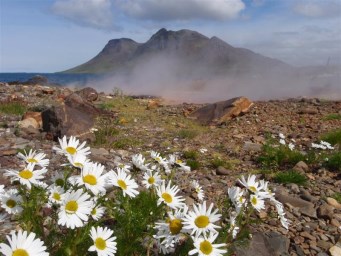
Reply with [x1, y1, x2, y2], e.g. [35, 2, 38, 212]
[62, 28, 292, 76]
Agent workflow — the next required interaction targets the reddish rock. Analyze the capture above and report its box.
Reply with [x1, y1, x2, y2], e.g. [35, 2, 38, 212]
[189, 97, 253, 125]
[22, 111, 42, 128]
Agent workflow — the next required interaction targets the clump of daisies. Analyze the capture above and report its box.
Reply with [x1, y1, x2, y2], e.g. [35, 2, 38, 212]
[0, 135, 290, 255]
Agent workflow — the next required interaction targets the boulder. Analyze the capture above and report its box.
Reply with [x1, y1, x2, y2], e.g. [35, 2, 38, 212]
[275, 193, 317, 218]
[25, 75, 49, 85]
[189, 97, 253, 125]
[75, 87, 98, 102]
[22, 112, 42, 128]
[41, 89, 116, 141]
[19, 117, 40, 129]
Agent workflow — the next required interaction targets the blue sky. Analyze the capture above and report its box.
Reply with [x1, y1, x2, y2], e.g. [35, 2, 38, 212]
[1, 0, 340, 72]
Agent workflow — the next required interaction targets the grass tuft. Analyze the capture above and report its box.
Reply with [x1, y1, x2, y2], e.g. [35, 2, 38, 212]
[0, 101, 27, 116]
[323, 113, 341, 121]
[321, 128, 341, 147]
[274, 170, 307, 185]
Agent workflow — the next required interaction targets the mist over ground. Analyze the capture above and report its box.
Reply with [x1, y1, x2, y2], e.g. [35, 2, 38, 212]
[70, 55, 341, 103]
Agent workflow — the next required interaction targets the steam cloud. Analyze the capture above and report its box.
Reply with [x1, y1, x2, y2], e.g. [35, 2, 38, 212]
[70, 55, 341, 103]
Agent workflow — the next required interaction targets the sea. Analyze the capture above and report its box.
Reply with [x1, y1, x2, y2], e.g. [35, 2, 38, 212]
[0, 73, 105, 87]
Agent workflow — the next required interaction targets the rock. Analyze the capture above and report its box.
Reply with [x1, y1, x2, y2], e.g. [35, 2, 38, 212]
[275, 193, 317, 218]
[22, 111, 42, 128]
[298, 107, 318, 115]
[41, 92, 115, 141]
[189, 97, 253, 125]
[146, 99, 161, 110]
[243, 141, 262, 152]
[327, 197, 341, 210]
[330, 245, 341, 256]
[331, 219, 341, 228]
[317, 240, 333, 251]
[235, 231, 289, 256]
[293, 161, 309, 174]
[19, 117, 40, 129]
[216, 166, 230, 175]
[300, 188, 318, 203]
[25, 75, 48, 85]
[75, 87, 98, 102]
[317, 204, 334, 220]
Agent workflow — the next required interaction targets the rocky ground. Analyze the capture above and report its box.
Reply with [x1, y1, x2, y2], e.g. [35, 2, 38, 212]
[0, 81, 341, 255]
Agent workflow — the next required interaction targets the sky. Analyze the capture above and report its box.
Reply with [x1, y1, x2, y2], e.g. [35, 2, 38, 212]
[0, 0, 340, 73]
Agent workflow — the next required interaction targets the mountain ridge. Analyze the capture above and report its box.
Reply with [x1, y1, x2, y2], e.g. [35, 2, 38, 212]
[62, 28, 291, 75]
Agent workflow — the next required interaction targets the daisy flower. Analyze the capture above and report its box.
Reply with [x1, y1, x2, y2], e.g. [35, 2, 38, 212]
[58, 189, 94, 229]
[238, 175, 262, 194]
[5, 163, 47, 189]
[116, 162, 132, 173]
[288, 143, 295, 151]
[0, 184, 4, 193]
[88, 226, 117, 256]
[76, 162, 107, 195]
[0, 230, 49, 256]
[142, 169, 162, 189]
[183, 201, 221, 236]
[67, 152, 90, 169]
[151, 151, 168, 165]
[156, 181, 185, 209]
[17, 149, 49, 167]
[250, 194, 265, 212]
[191, 180, 204, 201]
[189, 232, 227, 256]
[132, 153, 149, 171]
[320, 140, 334, 150]
[91, 205, 106, 221]
[228, 215, 240, 239]
[107, 168, 139, 198]
[48, 185, 65, 205]
[279, 133, 285, 139]
[0, 189, 23, 215]
[270, 198, 290, 229]
[53, 136, 90, 157]
[199, 148, 208, 154]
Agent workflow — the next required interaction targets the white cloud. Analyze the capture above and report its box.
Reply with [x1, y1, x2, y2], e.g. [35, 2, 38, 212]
[52, 0, 115, 30]
[115, 0, 245, 21]
[293, 0, 341, 18]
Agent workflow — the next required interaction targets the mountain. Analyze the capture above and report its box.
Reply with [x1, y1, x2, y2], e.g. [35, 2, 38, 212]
[62, 28, 292, 76]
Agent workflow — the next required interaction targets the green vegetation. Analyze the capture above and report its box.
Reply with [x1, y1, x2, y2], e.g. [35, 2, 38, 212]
[0, 101, 27, 116]
[324, 152, 341, 172]
[257, 143, 306, 169]
[274, 170, 307, 185]
[321, 128, 341, 147]
[177, 129, 199, 139]
[331, 192, 341, 204]
[323, 113, 341, 120]
[183, 150, 198, 160]
[112, 137, 142, 149]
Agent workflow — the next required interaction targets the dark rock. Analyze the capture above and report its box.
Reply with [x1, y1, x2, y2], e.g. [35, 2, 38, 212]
[189, 97, 253, 125]
[216, 166, 230, 175]
[41, 92, 116, 141]
[235, 231, 289, 256]
[317, 204, 334, 220]
[275, 193, 317, 218]
[75, 87, 98, 102]
[25, 75, 48, 85]
[298, 107, 318, 115]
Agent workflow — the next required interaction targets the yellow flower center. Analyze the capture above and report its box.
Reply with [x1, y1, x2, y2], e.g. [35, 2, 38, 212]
[83, 174, 97, 185]
[6, 199, 17, 208]
[12, 249, 29, 256]
[176, 159, 183, 164]
[19, 169, 33, 180]
[66, 146, 77, 155]
[95, 237, 106, 250]
[55, 178, 64, 187]
[199, 240, 213, 255]
[117, 179, 127, 190]
[52, 193, 61, 201]
[148, 176, 155, 184]
[65, 200, 78, 213]
[169, 218, 183, 235]
[251, 196, 257, 206]
[27, 158, 38, 163]
[194, 215, 209, 228]
[249, 186, 257, 192]
[162, 193, 173, 203]
[91, 208, 97, 215]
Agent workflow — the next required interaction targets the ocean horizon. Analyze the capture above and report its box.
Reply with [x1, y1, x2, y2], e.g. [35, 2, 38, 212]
[0, 72, 106, 86]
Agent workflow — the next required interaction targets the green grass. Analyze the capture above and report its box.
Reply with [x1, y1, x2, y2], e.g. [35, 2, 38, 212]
[331, 192, 341, 204]
[186, 159, 200, 170]
[274, 170, 307, 185]
[111, 137, 141, 149]
[321, 128, 341, 147]
[323, 113, 341, 120]
[324, 152, 341, 172]
[177, 129, 199, 139]
[183, 150, 198, 160]
[0, 101, 27, 116]
[257, 143, 307, 169]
